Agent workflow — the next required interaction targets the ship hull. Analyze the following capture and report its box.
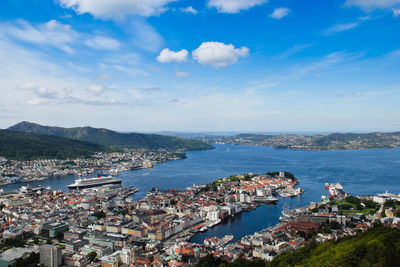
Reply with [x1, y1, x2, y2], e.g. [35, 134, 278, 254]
[255, 199, 278, 204]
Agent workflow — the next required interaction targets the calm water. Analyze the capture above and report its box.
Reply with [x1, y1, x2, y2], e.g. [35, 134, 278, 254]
[3, 145, 400, 243]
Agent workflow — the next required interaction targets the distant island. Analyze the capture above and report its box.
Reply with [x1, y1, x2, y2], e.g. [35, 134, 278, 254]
[202, 132, 400, 150]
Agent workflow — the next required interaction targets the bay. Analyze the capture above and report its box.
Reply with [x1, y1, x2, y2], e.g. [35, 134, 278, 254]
[2, 144, 400, 243]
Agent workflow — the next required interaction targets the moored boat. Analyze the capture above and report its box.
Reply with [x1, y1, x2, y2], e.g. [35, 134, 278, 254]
[254, 195, 279, 203]
[67, 174, 122, 189]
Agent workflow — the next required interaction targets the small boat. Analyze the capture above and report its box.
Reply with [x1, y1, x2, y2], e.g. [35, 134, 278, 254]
[199, 227, 208, 232]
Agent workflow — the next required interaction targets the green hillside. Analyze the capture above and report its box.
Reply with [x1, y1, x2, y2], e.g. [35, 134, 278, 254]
[8, 121, 213, 151]
[0, 129, 110, 161]
[195, 226, 400, 267]
[268, 225, 400, 267]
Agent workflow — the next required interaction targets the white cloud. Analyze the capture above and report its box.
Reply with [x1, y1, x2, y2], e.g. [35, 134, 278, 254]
[269, 7, 290, 19]
[393, 8, 400, 16]
[180, 6, 198, 14]
[192, 42, 249, 68]
[279, 44, 311, 58]
[0, 20, 122, 54]
[175, 71, 190, 77]
[286, 51, 364, 80]
[85, 36, 120, 50]
[344, 0, 400, 10]
[207, 0, 267, 13]
[113, 64, 150, 76]
[84, 99, 127, 106]
[157, 48, 189, 63]
[23, 98, 53, 106]
[324, 22, 359, 35]
[58, 0, 177, 19]
[34, 87, 58, 99]
[130, 19, 164, 52]
[87, 84, 106, 95]
[0, 19, 77, 53]
[15, 83, 58, 99]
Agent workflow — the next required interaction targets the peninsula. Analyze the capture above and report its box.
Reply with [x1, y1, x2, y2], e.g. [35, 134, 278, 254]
[203, 132, 400, 150]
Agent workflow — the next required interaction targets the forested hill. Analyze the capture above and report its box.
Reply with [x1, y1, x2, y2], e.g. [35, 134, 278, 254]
[0, 129, 110, 161]
[268, 225, 400, 266]
[195, 226, 400, 267]
[8, 121, 213, 151]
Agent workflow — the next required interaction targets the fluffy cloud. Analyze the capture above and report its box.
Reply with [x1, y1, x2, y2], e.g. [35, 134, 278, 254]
[16, 83, 58, 99]
[192, 42, 249, 68]
[393, 8, 400, 16]
[58, 0, 177, 19]
[207, 0, 267, 13]
[180, 6, 198, 14]
[85, 36, 120, 50]
[269, 7, 290, 19]
[0, 19, 77, 53]
[157, 48, 189, 63]
[344, 0, 400, 10]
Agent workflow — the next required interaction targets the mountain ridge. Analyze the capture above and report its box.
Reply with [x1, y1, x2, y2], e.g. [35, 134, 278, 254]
[0, 129, 111, 161]
[8, 121, 214, 151]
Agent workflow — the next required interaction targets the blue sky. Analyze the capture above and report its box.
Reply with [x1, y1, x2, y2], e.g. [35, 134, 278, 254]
[0, 0, 399, 132]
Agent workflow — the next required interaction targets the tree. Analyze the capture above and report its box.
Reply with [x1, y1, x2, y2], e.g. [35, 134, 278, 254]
[181, 254, 194, 263]
[55, 231, 64, 241]
[9, 252, 40, 267]
[88, 251, 97, 262]
[93, 210, 106, 219]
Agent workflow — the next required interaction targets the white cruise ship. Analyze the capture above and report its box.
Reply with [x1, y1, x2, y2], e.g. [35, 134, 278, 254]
[67, 174, 121, 189]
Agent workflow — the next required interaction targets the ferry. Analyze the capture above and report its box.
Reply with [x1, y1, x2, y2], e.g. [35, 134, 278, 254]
[67, 174, 122, 190]
[19, 185, 45, 194]
[254, 195, 279, 203]
[279, 187, 304, 198]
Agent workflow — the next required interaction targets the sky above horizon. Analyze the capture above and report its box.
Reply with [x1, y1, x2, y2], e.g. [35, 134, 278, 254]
[0, 0, 400, 132]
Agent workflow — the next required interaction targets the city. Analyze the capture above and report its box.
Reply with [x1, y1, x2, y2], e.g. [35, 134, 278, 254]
[1, 0, 400, 266]
[0, 171, 399, 266]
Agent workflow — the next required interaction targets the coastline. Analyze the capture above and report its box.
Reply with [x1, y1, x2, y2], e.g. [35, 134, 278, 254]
[0, 151, 188, 187]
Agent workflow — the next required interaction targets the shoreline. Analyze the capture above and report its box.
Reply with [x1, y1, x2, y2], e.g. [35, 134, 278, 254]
[0, 152, 188, 188]
[211, 142, 400, 151]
